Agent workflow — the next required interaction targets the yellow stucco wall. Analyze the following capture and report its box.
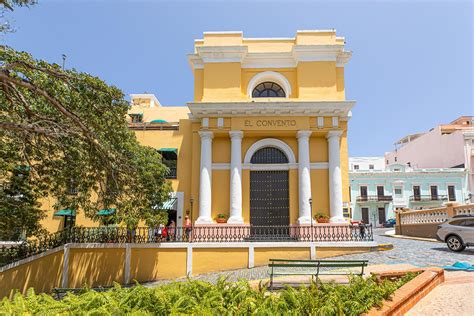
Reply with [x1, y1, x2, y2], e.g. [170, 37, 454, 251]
[68, 248, 125, 288]
[130, 248, 187, 282]
[0, 251, 63, 298]
[192, 248, 248, 274]
[254, 248, 310, 267]
[35, 30, 353, 233]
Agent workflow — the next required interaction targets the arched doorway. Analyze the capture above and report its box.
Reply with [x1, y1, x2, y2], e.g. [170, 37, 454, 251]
[249, 147, 290, 227]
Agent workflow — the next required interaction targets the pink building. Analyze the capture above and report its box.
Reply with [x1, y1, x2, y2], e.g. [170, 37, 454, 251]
[385, 116, 474, 201]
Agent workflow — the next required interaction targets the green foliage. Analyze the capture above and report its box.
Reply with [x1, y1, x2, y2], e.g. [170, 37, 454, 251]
[0, 46, 171, 234]
[0, 166, 46, 240]
[0, 274, 417, 315]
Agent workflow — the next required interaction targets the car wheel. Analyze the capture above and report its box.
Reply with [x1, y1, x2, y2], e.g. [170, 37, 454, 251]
[446, 235, 466, 252]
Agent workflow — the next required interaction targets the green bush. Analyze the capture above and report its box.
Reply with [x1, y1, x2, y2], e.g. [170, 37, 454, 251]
[0, 273, 417, 315]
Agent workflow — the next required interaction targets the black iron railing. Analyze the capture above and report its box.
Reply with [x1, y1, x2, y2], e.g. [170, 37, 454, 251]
[356, 195, 393, 202]
[0, 224, 373, 267]
[409, 195, 448, 202]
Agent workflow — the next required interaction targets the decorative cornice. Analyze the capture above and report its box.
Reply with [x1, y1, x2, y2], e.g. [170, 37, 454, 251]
[198, 130, 214, 139]
[187, 100, 356, 118]
[188, 44, 352, 70]
[229, 130, 243, 139]
[297, 130, 312, 139]
[326, 130, 344, 139]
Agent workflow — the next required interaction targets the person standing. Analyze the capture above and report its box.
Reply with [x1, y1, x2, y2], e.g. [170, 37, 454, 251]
[184, 215, 192, 241]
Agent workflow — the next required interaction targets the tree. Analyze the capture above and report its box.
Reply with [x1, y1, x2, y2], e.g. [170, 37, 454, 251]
[0, 46, 171, 236]
[1, 0, 37, 34]
[0, 166, 45, 240]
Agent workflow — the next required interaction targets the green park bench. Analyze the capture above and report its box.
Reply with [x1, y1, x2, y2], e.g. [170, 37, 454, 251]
[268, 258, 369, 289]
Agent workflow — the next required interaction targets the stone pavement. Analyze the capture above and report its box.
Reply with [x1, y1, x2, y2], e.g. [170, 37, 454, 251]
[147, 228, 473, 286]
[406, 271, 474, 316]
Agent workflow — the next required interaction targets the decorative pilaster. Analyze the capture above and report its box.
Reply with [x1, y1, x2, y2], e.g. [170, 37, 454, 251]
[297, 130, 312, 224]
[196, 131, 214, 224]
[327, 130, 345, 222]
[228, 131, 244, 224]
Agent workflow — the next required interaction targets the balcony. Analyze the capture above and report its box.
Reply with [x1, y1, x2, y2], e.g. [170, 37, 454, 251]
[409, 195, 448, 202]
[356, 195, 393, 203]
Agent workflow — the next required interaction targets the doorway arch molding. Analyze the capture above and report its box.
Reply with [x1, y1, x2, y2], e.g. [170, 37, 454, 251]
[243, 138, 296, 164]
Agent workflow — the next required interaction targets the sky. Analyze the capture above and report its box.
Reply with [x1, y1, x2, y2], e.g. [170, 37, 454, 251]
[3, 0, 473, 156]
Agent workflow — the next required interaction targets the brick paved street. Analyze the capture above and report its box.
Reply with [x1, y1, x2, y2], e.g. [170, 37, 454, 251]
[147, 228, 473, 285]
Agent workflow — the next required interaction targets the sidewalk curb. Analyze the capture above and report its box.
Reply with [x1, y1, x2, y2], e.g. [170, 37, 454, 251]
[384, 233, 441, 243]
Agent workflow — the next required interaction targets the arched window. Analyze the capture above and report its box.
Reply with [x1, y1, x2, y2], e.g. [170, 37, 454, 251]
[250, 147, 289, 164]
[252, 82, 286, 98]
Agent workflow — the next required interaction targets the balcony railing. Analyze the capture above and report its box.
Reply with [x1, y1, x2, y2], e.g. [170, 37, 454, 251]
[0, 224, 373, 267]
[356, 195, 393, 202]
[409, 195, 448, 202]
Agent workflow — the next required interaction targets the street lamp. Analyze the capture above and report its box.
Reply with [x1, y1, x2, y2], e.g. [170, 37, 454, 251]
[309, 197, 313, 242]
[189, 197, 194, 225]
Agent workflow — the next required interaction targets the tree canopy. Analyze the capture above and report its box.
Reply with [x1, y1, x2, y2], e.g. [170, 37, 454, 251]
[0, 46, 171, 238]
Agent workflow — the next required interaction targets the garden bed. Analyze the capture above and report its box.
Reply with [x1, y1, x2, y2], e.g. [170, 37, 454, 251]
[0, 272, 422, 315]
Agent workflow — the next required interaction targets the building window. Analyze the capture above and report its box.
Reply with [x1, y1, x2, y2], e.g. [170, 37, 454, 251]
[158, 149, 178, 179]
[448, 185, 456, 201]
[250, 147, 288, 164]
[343, 207, 350, 218]
[394, 187, 403, 198]
[413, 186, 421, 200]
[252, 82, 285, 98]
[129, 113, 143, 123]
[369, 164, 374, 170]
[430, 186, 438, 200]
[386, 159, 389, 165]
[353, 164, 359, 170]
[68, 179, 78, 195]
[395, 157, 398, 162]
[377, 186, 384, 197]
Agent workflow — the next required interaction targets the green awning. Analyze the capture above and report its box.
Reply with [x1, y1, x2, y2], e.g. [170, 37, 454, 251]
[97, 208, 116, 216]
[150, 119, 168, 124]
[158, 148, 177, 154]
[160, 198, 177, 210]
[54, 209, 76, 216]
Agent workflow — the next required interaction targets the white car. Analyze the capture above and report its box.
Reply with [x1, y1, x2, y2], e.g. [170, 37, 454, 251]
[436, 215, 474, 252]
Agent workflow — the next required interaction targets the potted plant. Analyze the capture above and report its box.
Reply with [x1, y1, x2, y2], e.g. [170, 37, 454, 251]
[315, 212, 330, 223]
[215, 213, 227, 224]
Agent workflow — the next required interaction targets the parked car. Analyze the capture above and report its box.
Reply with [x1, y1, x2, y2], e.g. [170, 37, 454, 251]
[436, 215, 474, 252]
[382, 218, 396, 228]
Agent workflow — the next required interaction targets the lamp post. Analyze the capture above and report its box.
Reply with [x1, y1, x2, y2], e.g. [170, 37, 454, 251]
[189, 197, 194, 225]
[309, 197, 313, 242]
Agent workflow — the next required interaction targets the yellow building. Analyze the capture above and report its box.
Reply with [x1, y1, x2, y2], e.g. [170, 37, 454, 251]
[128, 30, 355, 228]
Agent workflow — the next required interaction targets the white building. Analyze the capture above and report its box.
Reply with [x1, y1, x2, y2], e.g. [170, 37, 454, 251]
[349, 157, 385, 171]
[349, 163, 468, 227]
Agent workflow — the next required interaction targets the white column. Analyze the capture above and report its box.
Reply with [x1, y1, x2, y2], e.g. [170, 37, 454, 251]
[196, 131, 214, 224]
[327, 130, 345, 222]
[297, 131, 312, 224]
[228, 131, 244, 224]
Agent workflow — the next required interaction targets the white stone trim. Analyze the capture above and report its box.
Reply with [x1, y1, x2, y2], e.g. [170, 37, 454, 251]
[188, 101, 355, 118]
[247, 71, 292, 98]
[186, 245, 193, 276]
[243, 163, 298, 170]
[61, 245, 69, 288]
[332, 116, 339, 127]
[310, 162, 329, 169]
[124, 244, 131, 284]
[212, 163, 230, 170]
[201, 117, 209, 128]
[229, 131, 244, 224]
[297, 131, 313, 224]
[197, 131, 214, 224]
[317, 117, 324, 128]
[217, 117, 224, 128]
[213, 162, 328, 170]
[248, 244, 255, 268]
[244, 138, 296, 164]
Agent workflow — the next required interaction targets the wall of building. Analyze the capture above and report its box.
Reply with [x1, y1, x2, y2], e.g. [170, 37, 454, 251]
[385, 127, 465, 169]
[0, 242, 379, 298]
[350, 167, 467, 226]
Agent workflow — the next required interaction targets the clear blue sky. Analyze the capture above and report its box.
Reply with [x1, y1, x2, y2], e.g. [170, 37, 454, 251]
[4, 0, 473, 156]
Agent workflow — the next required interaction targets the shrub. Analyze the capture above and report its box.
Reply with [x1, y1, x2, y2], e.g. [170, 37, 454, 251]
[0, 273, 417, 315]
